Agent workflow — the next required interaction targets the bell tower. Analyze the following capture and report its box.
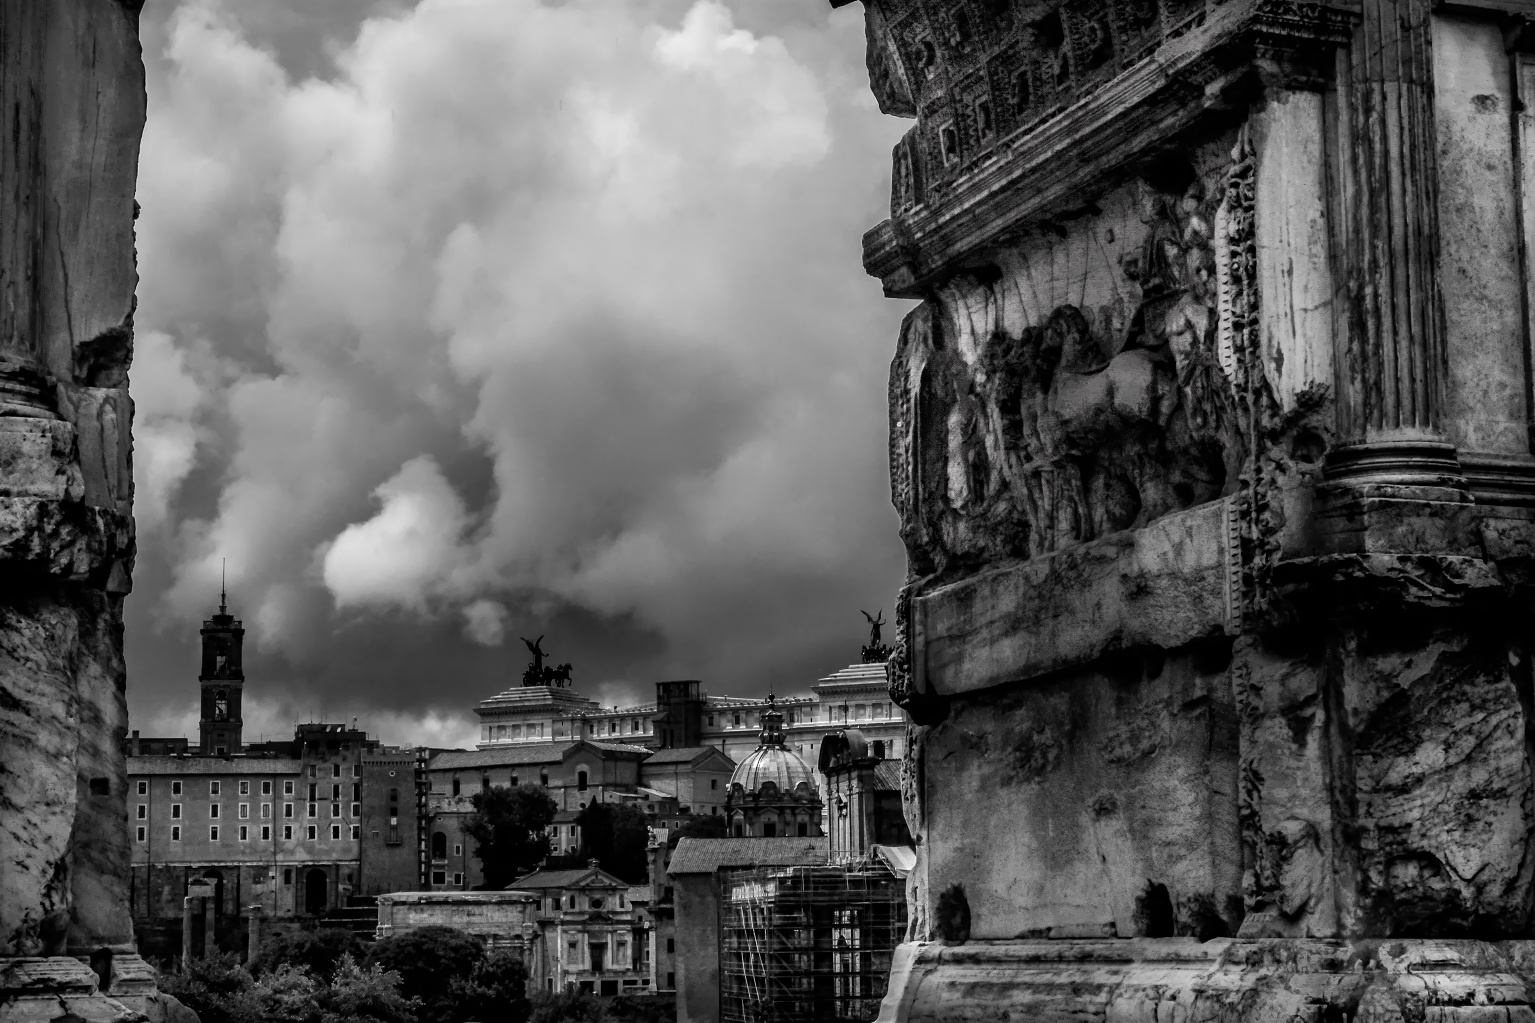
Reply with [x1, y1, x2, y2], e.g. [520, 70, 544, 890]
[198, 582, 245, 755]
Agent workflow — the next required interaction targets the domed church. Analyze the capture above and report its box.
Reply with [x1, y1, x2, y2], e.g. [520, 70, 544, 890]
[725, 695, 823, 838]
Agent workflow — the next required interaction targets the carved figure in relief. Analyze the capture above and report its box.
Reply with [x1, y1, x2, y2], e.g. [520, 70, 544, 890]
[891, 154, 1242, 586]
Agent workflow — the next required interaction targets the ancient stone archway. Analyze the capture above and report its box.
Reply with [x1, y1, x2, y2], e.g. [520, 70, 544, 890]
[304, 869, 328, 915]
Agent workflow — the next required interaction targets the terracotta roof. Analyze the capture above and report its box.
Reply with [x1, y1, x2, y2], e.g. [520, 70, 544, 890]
[641, 746, 734, 765]
[127, 756, 302, 775]
[667, 837, 829, 875]
[507, 866, 627, 890]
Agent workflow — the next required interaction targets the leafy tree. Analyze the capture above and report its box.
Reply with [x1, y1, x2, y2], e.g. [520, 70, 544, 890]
[252, 928, 368, 983]
[574, 802, 650, 884]
[466, 783, 560, 888]
[528, 990, 609, 1023]
[668, 814, 727, 848]
[443, 950, 531, 1023]
[317, 955, 418, 1023]
[366, 926, 485, 1022]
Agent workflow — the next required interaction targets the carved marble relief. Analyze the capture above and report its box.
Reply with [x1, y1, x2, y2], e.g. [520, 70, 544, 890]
[873, 0, 1226, 210]
[891, 131, 1254, 585]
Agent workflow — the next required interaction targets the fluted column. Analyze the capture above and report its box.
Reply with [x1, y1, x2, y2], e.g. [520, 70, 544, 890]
[0, 0, 55, 417]
[1327, 0, 1460, 483]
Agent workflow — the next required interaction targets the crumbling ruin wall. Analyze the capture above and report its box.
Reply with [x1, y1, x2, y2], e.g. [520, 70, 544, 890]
[848, 0, 1535, 1019]
[1, 0, 145, 958]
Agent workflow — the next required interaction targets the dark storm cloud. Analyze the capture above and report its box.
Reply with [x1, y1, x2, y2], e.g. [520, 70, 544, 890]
[127, 0, 911, 748]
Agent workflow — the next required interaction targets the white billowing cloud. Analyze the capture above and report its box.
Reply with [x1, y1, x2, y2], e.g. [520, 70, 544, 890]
[322, 456, 471, 611]
[461, 600, 508, 647]
[131, 331, 206, 532]
[127, 0, 909, 730]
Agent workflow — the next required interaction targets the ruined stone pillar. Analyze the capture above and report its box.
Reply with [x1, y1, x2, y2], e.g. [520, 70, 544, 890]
[841, 1, 1535, 1019]
[0, 2, 184, 1022]
[181, 899, 195, 969]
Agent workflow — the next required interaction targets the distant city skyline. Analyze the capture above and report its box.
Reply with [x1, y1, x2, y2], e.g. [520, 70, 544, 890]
[123, 0, 911, 751]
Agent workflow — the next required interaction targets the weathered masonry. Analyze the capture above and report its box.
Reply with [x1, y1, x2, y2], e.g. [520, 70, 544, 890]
[836, 0, 1535, 1018]
[0, 2, 188, 1021]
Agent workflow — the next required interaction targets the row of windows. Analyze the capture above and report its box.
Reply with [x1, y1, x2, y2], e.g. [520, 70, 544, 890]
[136, 824, 360, 843]
[145, 803, 361, 820]
[139, 766, 362, 799]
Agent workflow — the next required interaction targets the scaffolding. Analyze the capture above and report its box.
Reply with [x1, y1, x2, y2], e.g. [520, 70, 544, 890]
[720, 860, 907, 1023]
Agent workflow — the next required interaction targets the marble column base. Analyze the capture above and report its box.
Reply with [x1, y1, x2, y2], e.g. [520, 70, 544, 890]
[876, 939, 1535, 1023]
[0, 956, 197, 1023]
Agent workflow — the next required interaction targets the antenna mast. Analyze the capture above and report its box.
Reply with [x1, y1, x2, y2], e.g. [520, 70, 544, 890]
[220, 559, 227, 614]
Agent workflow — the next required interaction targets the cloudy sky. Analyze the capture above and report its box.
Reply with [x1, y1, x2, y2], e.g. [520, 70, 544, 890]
[126, 0, 913, 749]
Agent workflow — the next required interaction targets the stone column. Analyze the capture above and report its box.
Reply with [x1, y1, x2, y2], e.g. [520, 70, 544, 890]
[1327, 0, 1459, 483]
[202, 900, 215, 959]
[0, 0, 55, 418]
[181, 898, 195, 968]
[246, 907, 261, 964]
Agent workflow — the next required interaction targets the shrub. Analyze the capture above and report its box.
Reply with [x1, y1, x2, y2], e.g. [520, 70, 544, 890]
[366, 926, 485, 1023]
[252, 928, 369, 983]
[441, 949, 531, 1023]
[528, 991, 608, 1023]
[317, 954, 418, 1023]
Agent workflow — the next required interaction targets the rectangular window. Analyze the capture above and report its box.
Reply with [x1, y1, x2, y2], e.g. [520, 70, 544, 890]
[209, 804, 219, 819]
[135, 826, 146, 842]
[453, 872, 464, 886]
[171, 804, 181, 819]
[667, 938, 675, 953]
[351, 825, 360, 839]
[711, 778, 718, 790]
[136, 804, 146, 820]
[262, 781, 272, 796]
[283, 825, 293, 840]
[284, 803, 293, 819]
[210, 780, 221, 795]
[239, 780, 250, 795]
[308, 803, 317, 818]
[210, 826, 219, 841]
[454, 843, 463, 856]
[308, 784, 317, 800]
[331, 825, 341, 840]
[308, 766, 316, 778]
[283, 868, 293, 884]
[307, 825, 317, 840]
[331, 803, 340, 818]
[353, 764, 361, 777]
[332, 764, 341, 778]
[431, 870, 446, 885]
[283, 780, 293, 795]
[171, 781, 182, 796]
[261, 825, 271, 841]
[351, 802, 360, 818]
[332, 784, 341, 800]
[238, 825, 249, 841]
[171, 826, 181, 841]
[351, 784, 360, 801]
[261, 803, 271, 819]
[238, 803, 248, 819]
[137, 780, 147, 796]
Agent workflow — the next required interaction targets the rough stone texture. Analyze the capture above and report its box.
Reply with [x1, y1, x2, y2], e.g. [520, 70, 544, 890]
[843, 1, 1535, 1021]
[0, 0, 144, 959]
[0, 1, 171, 1020]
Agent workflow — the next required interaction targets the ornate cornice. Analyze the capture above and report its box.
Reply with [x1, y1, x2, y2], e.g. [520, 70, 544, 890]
[861, 0, 1360, 296]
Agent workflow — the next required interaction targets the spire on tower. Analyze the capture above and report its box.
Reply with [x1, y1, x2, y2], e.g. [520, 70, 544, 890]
[220, 559, 227, 614]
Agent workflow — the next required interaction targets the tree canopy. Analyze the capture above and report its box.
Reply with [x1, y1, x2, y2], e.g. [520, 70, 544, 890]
[465, 783, 559, 888]
[668, 814, 728, 848]
[574, 801, 650, 884]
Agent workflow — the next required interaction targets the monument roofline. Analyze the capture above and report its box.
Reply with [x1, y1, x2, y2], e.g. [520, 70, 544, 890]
[860, 0, 1358, 296]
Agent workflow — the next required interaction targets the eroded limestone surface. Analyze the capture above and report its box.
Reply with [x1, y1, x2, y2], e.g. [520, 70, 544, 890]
[843, 0, 1535, 1019]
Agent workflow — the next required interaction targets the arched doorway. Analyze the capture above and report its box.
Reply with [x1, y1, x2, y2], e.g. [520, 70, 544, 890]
[304, 868, 328, 915]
